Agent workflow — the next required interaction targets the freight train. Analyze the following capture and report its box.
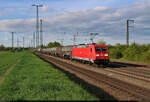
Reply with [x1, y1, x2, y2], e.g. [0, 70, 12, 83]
[38, 43, 109, 65]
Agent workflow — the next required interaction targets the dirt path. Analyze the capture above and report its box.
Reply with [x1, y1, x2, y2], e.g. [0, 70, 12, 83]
[0, 59, 20, 86]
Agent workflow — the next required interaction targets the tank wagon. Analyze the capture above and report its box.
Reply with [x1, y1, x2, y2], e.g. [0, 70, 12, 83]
[41, 48, 57, 55]
[55, 46, 73, 58]
[41, 46, 73, 59]
[39, 44, 109, 65]
[61, 45, 73, 59]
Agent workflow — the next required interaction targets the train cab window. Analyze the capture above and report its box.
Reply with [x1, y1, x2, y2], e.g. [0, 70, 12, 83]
[95, 47, 108, 52]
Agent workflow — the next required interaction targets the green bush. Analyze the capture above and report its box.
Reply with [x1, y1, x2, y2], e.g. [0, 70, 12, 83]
[109, 48, 123, 59]
[109, 43, 150, 63]
[48, 41, 61, 48]
[142, 49, 150, 63]
[109, 44, 126, 59]
[123, 43, 141, 61]
[97, 40, 106, 45]
[0, 45, 5, 51]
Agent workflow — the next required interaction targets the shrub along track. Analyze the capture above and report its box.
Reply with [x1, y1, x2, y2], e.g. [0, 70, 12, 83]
[34, 52, 150, 101]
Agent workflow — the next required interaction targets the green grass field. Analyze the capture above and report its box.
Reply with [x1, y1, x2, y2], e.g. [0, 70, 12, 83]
[0, 51, 98, 101]
[0, 51, 24, 76]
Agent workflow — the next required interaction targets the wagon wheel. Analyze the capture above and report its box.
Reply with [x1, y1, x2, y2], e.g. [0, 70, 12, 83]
[89, 61, 93, 65]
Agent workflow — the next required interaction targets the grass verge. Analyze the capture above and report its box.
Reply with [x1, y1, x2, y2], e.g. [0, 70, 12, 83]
[0, 51, 24, 76]
[0, 51, 99, 101]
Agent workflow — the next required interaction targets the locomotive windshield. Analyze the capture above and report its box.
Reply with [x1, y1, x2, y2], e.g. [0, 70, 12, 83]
[95, 47, 108, 52]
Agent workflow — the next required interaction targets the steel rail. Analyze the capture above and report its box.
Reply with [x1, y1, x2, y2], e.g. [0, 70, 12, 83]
[35, 52, 150, 101]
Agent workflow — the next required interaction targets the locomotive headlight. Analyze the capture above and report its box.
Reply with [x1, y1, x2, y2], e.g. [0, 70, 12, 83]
[105, 54, 108, 56]
[96, 54, 99, 56]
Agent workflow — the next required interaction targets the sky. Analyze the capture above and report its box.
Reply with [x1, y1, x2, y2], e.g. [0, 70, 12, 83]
[0, 0, 149, 47]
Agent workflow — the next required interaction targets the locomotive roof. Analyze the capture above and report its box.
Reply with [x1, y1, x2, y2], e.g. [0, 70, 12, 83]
[75, 44, 108, 48]
[62, 45, 73, 47]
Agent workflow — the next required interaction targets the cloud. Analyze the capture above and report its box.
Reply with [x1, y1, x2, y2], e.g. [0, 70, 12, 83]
[0, 6, 58, 18]
[0, 0, 150, 45]
[0, 19, 35, 32]
[41, 6, 56, 13]
[4, 38, 8, 41]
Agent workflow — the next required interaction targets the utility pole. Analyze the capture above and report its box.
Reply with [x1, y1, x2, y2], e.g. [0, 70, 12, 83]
[73, 32, 78, 45]
[28, 40, 32, 48]
[126, 19, 134, 47]
[11, 32, 14, 48]
[58, 32, 66, 46]
[17, 37, 21, 48]
[28, 40, 30, 48]
[40, 19, 43, 47]
[17, 37, 19, 48]
[59, 38, 64, 46]
[90, 33, 98, 44]
[23, 37, 25, 48]
[31, 40, 33, 48]
[33, 32, 35, 48]
[32, 4, 43, 48]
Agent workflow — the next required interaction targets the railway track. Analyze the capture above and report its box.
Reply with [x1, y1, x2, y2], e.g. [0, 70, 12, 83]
[110, 68, 150, 78]
[104, 68, 150, 83]
[110, 61, 150, 68]
[115, 67, 150, 75]
[72, 58, 150, 84]
[34, 52, 150, 101]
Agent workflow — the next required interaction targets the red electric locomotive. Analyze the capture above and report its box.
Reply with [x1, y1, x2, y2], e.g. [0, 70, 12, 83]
[72, 44, 109, 65]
